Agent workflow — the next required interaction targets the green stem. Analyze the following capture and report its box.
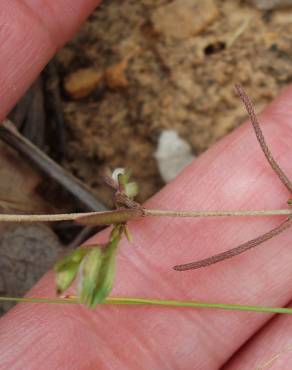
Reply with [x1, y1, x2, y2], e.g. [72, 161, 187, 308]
[106, 297, 292, 314]
[1, 296, 292, 315]
[0, 296, 79, 304]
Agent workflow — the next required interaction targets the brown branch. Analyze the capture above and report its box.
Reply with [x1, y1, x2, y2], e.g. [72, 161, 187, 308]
[173, 217, 292, 271]
[0, 120, 107, 212]
[235, 84, 292, 194]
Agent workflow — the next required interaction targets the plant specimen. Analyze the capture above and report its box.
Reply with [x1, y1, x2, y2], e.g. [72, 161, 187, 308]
[1, 84, 292, 315]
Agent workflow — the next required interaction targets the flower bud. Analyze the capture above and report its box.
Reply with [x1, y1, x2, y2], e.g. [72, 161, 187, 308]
[125, 182, 138, 199]
[54, 248, 88, 294]
[91, 245, 117, 306]
[78, 248, 103, 307]
[112, 168, 125, 183]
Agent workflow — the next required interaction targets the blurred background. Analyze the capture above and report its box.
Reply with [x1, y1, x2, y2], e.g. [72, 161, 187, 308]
[1, 0, 292, 313]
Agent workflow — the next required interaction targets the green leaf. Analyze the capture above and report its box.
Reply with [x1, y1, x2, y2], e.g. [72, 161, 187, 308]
[125, 182, 138, 199]
[55, 262, 79, 294]
[78, 248, 103, 307]
[92, 243, 118, 306]
[54, 248, 89, 294]
[55, 248, 88, 272]
[90, 225, 122, 307]
[55, 226, 123, 308]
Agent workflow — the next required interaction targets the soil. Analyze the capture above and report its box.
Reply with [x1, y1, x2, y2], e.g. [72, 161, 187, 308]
[57, 0, 292, 206]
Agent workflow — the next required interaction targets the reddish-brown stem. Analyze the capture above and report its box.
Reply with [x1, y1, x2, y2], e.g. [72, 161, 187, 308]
[235, 84, 292, 194]
[173, 217, 292, 271]
[174, 86, 292, 271]
[101, 170, 119, 190]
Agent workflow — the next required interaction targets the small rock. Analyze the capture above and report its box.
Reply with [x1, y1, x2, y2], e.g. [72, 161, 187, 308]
[151, 0, 219, 40]
[64, 68, 103, 99]
[154, 130, 195, 183]
[105, 59, 129, 89]
[0, 224, 63, 315]
[247, 0, 292, 9]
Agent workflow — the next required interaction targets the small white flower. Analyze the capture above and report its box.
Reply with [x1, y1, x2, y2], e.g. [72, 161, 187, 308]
[112, 168, 125, 183]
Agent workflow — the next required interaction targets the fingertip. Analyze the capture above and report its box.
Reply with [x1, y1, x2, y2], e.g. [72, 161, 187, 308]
[0, 0, 101, 120]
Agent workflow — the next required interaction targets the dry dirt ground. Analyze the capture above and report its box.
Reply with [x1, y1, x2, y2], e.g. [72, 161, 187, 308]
[59, 0, 292, 205]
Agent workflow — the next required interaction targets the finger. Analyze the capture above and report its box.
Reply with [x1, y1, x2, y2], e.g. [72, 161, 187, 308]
[0, 0, 100, 120]
[1, 86, 292, 369]
[223, 303, 292, 370]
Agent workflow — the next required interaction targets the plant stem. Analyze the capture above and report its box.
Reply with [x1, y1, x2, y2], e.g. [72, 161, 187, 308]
[0, 296, 79, 304]
[174, 216, 292, 271]
[144, 209, 292, 218]
[235, 84, 292, 194]
[1, 295, 292, 315]
[0, 120, 107, 212]
[0, 208, 292, 223]
[106, 297, 292, 315]
[0, 212, 94, 222]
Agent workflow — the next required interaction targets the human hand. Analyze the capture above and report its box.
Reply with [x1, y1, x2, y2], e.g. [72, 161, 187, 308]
[1, 1, 292, 369]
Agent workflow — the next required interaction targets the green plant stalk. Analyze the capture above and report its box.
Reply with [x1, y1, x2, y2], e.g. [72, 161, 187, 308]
[1, 295, 292, 315]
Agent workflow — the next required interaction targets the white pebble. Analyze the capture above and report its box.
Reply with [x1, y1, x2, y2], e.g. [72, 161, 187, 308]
[154, 130, 195, 183]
